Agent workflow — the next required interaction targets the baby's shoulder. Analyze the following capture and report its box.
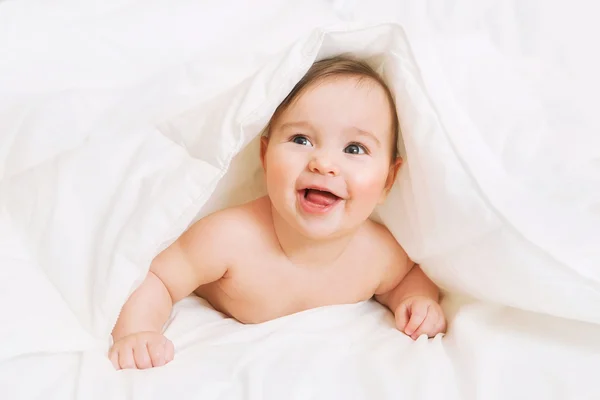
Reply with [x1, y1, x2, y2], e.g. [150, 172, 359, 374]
[361, 220, 404, 253]
[185, 196, 270, 247]
[167, 197, 270, 273]
[360, 219, 410, 270]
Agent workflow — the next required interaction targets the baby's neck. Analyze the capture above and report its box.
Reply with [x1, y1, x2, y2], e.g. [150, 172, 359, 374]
[270, 205, 356, 268]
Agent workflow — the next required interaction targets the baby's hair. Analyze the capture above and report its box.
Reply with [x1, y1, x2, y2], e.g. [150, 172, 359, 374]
[265, 56, 400, 161]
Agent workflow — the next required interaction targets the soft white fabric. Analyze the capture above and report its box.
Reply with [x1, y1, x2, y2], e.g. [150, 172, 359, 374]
[342, 0, 600, 324]
[1, 0, 599, 399]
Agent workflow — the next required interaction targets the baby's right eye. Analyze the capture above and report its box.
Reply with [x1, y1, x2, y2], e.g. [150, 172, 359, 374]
[291, 135, 313, 147]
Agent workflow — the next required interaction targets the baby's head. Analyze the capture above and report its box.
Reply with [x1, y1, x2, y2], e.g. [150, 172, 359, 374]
[260, 56, 401, 239]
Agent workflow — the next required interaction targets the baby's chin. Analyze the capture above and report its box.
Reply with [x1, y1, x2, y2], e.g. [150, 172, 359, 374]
[274, 196, 358, 239]
[292, 215, 357, 241]
[297, 226, 341, 241]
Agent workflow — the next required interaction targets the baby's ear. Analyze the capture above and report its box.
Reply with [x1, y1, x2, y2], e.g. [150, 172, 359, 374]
[259, 135, 269, 169]
[380, 157, 402, 203]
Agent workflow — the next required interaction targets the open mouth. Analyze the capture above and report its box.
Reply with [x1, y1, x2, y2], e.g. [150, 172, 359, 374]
[303, 188, 339, 203]
[298, 188, 342, 214]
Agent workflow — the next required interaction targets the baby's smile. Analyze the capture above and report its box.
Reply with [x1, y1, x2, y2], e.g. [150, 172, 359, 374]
[297, 188, 343, 215]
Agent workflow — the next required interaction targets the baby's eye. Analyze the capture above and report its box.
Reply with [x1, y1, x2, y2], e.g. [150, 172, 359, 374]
[344, 143, 367, 155]
[291, 135, 313, 147]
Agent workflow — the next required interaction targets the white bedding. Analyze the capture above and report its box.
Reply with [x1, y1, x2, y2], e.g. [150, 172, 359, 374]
[1, 1, 599, 399]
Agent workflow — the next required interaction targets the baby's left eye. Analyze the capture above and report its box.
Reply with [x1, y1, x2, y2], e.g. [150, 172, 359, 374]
[344, 143, 367, 155]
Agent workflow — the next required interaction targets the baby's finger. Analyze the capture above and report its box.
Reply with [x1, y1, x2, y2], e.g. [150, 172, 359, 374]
[109, 348, 120, 370]
[118, 346, 136, 370]
[148, 340, 166, 367]
[411, 316, 436, 340]
[404, 303, 429, 336]
[133, 340, 152, 369]
[426, 308, 446, 336]
[434, 317, 448, 335]
[164, 338, 175, 363]
[394, 304, 410, 331]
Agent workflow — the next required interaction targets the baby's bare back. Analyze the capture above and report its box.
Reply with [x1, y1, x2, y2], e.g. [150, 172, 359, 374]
[194, 197, 400, 324]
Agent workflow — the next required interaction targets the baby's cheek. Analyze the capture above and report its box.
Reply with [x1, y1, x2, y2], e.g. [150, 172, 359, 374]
[266, 169, 288, 196]
[347, 172, 388, 221]
[265, 151, 298, 189]
[350, 171, 389, 201]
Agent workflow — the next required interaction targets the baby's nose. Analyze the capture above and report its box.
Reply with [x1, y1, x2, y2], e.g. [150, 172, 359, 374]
[308, 152, 339, 176]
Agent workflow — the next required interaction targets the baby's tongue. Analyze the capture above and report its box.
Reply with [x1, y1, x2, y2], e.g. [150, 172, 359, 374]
[305, 189, 339, 206]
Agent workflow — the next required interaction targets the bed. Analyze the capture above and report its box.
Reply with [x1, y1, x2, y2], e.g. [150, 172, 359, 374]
[1, 1, 599, 399]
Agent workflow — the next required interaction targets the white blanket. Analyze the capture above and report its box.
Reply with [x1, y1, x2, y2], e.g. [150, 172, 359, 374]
[1, 1, 599, 399]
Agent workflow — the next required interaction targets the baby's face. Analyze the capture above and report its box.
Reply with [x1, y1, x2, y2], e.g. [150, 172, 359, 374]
[261, 76, 399, 239]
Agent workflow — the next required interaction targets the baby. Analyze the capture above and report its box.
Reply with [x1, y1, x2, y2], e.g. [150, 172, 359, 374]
[109, 57, 446, 370]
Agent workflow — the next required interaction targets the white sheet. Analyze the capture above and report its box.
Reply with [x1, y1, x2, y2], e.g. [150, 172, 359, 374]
[1, 1, 599, 399]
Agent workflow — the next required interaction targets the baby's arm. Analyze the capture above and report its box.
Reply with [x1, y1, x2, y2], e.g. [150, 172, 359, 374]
[374, 245, 445, 339]
[109, 214, 230, 369]
[375, 264, 439, 312]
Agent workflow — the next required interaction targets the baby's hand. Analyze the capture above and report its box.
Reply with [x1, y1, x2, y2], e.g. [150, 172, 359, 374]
[394, 296, 446, 340]
[109, 332, 174, 370]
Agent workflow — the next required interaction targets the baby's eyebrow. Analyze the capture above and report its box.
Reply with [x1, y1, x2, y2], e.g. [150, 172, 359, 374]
[279, 121, 313, 131]
[351, 127, 381, 146]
